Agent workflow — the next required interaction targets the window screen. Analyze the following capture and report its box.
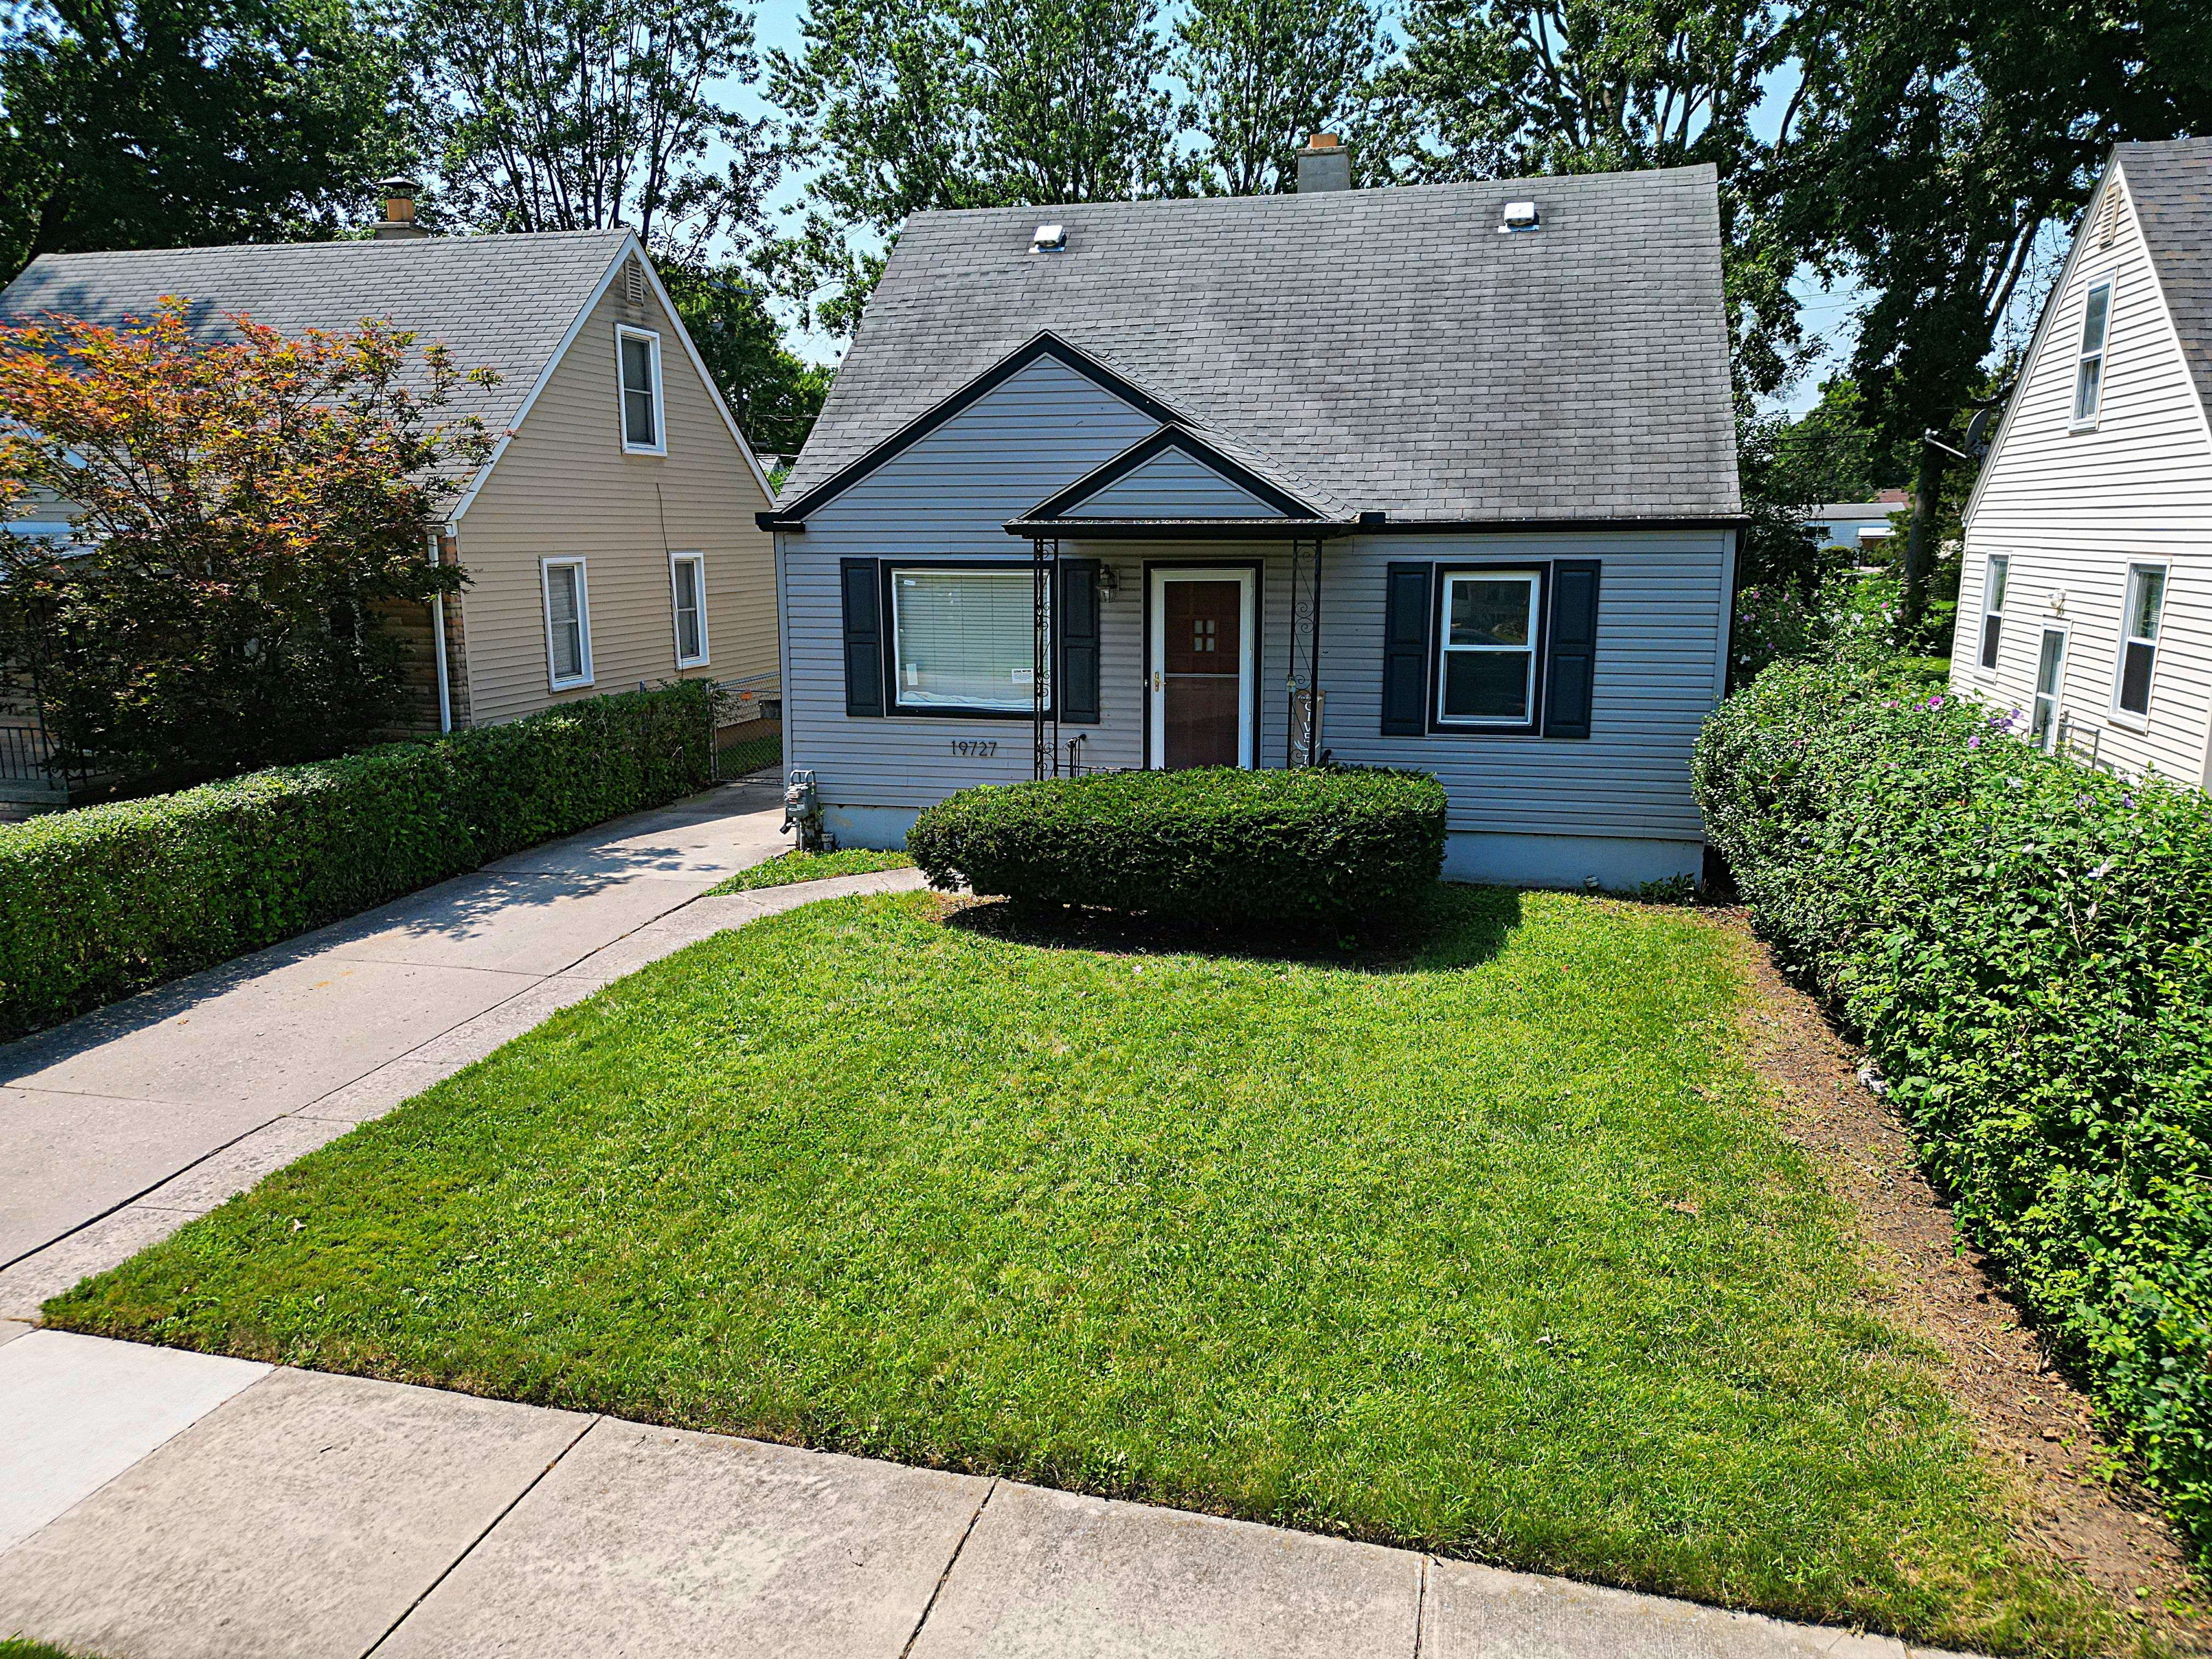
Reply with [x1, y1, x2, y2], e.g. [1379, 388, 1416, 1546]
[621, 334, 658, 448]
[673, 557, 705, 664]
[2074, 283, 2111, 424]
[2118, 565, 2164, 717]
[547, 564, 586, 682]
[891, 568, 1044, 712]
[1437, 572, 1539, 724]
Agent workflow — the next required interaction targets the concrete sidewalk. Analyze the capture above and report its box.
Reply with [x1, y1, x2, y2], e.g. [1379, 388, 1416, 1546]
[0, 775, 924, 1319]
[0, 1329, 1960, 1659]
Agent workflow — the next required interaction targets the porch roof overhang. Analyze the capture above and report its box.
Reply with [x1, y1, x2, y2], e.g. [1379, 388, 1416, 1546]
[1002, 516, 1356, 540]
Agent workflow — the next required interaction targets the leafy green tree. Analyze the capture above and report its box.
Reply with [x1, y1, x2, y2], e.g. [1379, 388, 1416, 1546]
[1782, 0, 2212, 639]
[1384, 0, 1808, 396]
[0, 303, 495, 779]
[1171, 0, 1391, 196]
[766, 0, 1178, 339]
[0, 0, 405, 277]
[657, 260, 832, 455]
[405, 0, 777, 261]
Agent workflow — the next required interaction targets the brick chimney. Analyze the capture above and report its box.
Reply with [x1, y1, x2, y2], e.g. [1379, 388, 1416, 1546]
[1296, 134, 1351, 194]
[374, 177, 431, 241]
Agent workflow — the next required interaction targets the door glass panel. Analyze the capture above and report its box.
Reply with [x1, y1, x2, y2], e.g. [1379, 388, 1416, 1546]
[1162, 579, 1243, 768]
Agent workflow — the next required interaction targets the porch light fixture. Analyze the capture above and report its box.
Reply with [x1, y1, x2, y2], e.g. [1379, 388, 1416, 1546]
[1499, 201, 1540, 233]
[1031, 223, 1068, 253]
[1098, 565, 1121, 599]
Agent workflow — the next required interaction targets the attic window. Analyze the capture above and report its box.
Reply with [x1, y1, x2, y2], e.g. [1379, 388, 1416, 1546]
[1498, 201, 1540, 234]
[1030, 223, 1067, 253]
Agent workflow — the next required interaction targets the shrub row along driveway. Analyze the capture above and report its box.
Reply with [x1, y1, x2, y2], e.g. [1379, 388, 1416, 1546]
[44, 888, 2120, 1654]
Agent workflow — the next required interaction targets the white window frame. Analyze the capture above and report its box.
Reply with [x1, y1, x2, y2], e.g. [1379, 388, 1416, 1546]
[2110, 560, 2168, 729]
[541, 556, 594, 690]
[669, 551, 709, 669]
[616, 324, 667, 455]
[2072, 276, 2114, 430]
[1976, 554, 2008, 676]
[888, 563, 1047, 718]
[1434, 568, 1543, 730]
[2030, 621, 2069, 753]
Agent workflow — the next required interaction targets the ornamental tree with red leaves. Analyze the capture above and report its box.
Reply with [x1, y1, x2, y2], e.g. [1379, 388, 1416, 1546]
[0, 300, 497, 781]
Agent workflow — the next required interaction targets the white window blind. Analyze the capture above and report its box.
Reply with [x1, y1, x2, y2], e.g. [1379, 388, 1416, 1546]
[892, 568, 1044, 711]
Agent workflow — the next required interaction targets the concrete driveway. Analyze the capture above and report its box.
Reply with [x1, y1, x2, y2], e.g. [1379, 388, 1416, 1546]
[0, 775, 923, 1316]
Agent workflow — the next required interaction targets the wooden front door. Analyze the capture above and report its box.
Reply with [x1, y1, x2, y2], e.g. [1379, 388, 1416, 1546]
[1150, 569, 1254, 769]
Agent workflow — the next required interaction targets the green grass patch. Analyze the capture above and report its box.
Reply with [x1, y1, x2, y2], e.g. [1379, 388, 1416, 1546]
[706, 847, 915, 893]
[2, 1641, 114, 1659]
[44, 889, 2126, 1654]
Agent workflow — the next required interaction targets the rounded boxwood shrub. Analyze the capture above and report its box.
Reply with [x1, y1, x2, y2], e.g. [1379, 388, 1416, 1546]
[906, 766, 1446, 928]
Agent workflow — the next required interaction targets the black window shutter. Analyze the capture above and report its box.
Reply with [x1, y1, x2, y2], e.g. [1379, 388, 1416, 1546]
[1381, 563, 1431, 735]
[1059, 560, 1101, 723]
[840, 558, 884, 716]
[1542, 560, 1601, 740]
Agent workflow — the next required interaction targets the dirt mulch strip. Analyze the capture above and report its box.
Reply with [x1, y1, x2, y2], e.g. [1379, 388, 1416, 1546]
[1696, 904, 2209, 1651]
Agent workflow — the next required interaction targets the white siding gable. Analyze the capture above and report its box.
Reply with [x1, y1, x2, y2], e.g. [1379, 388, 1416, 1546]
[1954, 163, 2212, 785]
[1063, 445, 1289, 518]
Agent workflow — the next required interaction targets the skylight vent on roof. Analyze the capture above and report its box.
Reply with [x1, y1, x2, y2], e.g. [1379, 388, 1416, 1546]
[1031, 223, 1068, 253]
[1499, 200, 1541, 234]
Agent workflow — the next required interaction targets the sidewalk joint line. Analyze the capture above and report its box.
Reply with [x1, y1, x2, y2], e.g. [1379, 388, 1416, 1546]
[1411, 1555, 1429, 1658]
[899, 1476, 997, 1659]
[358, 1412, 601, 1659]
[0, 1111, 287, 1274]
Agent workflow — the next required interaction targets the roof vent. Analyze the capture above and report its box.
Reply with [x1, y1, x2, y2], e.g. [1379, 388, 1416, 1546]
[1030, 223, 1067, 253]
[1499, 200, 1541, 234]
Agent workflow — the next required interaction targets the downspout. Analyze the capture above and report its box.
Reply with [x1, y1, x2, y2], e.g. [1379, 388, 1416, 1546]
[428, 531, 452, 733]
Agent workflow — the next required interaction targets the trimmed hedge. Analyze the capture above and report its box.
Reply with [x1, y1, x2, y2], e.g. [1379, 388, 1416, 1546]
[1695, 659, 2212, 1549]
[0, 680, 716, 1038]
[906, 766, 1446, 928]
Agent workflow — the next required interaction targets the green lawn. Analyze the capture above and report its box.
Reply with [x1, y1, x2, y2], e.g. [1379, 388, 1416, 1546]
[44, 889, 2124, 1655]
[706, 847, 915, 893]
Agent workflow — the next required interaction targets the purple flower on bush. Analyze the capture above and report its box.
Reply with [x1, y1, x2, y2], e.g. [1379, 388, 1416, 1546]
[1926, 695, 1945, 710]
[2124, 793, 2138, 809]
[1968, 735, 1983, 749]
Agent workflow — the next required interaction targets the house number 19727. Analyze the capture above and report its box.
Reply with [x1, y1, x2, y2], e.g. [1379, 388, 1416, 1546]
[950, 740, 998, 758]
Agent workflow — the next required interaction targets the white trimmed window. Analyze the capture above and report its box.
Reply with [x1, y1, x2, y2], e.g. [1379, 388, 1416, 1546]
[2032, 624, 2068, 752]
[617, 325, 664, 453]
[1978, 555, 2008, 672]
[670, 552, 709, 668]
[2073, 279, 2112, 426]
[1436, 570, 1541, 726]
[2114, 563, 2166, 722]
[542, 557, 593, 689]
[890, 566, 1045, 714]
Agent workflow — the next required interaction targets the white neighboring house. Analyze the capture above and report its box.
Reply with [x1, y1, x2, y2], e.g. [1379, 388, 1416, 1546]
[1951, 137, 2212, 781]
[1803, 495, 1906, 565]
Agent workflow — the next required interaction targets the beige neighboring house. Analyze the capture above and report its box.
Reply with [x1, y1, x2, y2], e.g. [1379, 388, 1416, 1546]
[0, 193, 778, 801]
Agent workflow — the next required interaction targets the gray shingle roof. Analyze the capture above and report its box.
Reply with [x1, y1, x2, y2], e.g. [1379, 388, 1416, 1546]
[784, 165, 1740, 523]
[0, 230, 633, 433]
[2118, 138, 2212, 424]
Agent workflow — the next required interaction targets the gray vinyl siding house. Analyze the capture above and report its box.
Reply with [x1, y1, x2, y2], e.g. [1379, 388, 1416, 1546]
[764, 161, 1740, 887]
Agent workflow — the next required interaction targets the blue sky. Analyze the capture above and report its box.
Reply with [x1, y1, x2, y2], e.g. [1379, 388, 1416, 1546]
[732, 1, 1868, 416]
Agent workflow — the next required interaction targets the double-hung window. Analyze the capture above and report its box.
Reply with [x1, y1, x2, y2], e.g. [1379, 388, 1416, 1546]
[2114, 563, 2166, 721]
[617, 326, 664, 453]
[542, 557, 592, 689]
[2032, 624, 2068, 752]
[1435, 570, 1541, 727]
[670, 552, 708, 668]
[2073, 280, 2112, 426]
[1978, 555, 2008, 672]
[890, 566, 1046, 715]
